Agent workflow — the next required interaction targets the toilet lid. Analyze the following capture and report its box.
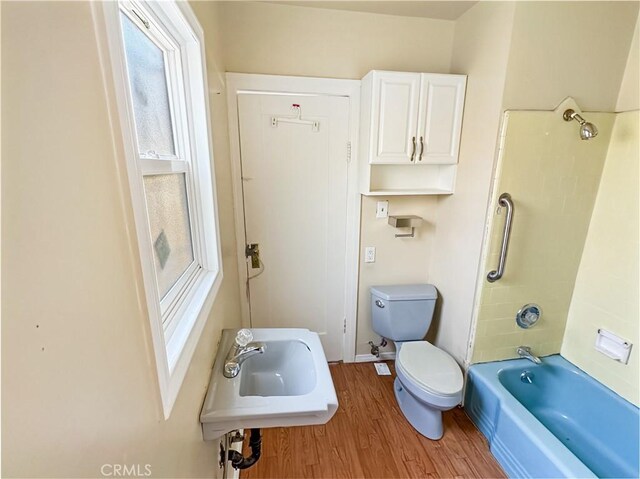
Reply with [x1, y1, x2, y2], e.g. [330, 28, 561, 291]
[397, 341, 463, 397]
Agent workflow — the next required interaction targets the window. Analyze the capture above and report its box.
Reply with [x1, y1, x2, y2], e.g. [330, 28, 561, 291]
[99, 0, 222, 418]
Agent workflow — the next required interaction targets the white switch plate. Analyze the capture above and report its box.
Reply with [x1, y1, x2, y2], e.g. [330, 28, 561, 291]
[364, 246, 376, 263]
[376, 201, 389, 219]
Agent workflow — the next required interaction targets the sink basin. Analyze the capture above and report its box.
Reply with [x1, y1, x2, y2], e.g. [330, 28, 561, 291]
[239, 340, 316, 397]
[200, 328, 338, 440]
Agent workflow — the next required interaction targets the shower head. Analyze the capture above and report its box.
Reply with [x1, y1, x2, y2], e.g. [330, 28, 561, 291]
[579, 121, 598, 140]
[563, 109, 598, 140]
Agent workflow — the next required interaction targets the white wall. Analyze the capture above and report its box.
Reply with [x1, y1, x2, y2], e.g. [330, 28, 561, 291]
[1, 2, 240, 477]
[219, 1, 453, 80]
[502, 1, 639, 111]
[218, 1, 457, 357]
[427, 2, 516, 364]
[616, 15, 640, 112]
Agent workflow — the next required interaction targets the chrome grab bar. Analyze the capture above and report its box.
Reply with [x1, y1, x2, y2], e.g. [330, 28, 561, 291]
[487, 193, 514, 283]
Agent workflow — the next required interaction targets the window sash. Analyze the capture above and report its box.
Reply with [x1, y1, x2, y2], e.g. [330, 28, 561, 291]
[120, 2, 205, 334]
[139, 158, 189, 174]
[120, 6, 182, 161]
[141, 169, 203, 326]
[140, 161, 201, 318]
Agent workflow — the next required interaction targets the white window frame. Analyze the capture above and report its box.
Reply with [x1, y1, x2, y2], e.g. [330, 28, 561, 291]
[96, 0, 223, 418]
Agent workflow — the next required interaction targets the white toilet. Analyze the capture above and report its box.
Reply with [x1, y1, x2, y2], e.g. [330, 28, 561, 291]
[370, 284, 463, 440]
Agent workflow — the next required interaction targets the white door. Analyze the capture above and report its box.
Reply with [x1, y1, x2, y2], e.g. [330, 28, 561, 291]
[237, 93, 350, 361]
[417, 74, 466, 164]
[371, 71, 421, 164]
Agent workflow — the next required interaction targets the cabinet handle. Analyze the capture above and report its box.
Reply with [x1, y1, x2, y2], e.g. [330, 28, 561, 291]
[410, 136, 416, 162]
[418, 136, 424, 161]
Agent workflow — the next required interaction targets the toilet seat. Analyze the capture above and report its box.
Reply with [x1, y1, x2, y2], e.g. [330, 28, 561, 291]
[397, 341, 463, 397]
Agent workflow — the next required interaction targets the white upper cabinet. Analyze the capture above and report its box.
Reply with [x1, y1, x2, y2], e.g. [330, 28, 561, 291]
[417, 74, 466, 164]
[366, 71, 466, 165]
[373, 72, 421, 163]
[359, 70, 467, 195]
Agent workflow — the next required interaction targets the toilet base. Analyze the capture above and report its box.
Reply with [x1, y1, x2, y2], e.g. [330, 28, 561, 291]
[394, 377, 443, 440]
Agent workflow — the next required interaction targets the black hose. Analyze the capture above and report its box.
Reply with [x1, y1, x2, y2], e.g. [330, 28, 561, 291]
[228, 429, 262, 470]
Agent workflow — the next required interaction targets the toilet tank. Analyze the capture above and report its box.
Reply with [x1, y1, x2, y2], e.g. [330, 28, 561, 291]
[370, 284, 438, 341]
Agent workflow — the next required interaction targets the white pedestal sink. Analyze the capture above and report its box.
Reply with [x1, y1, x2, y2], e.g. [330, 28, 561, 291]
[200, 328, 338, 440]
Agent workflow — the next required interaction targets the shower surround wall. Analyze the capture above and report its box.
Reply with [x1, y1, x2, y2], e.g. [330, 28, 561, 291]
[471, 110, 614, 363]
[562, 111, 639, 406]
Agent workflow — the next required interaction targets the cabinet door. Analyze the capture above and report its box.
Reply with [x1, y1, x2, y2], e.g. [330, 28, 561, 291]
[416, 74, 466, 164]
[371, 72, 420, 164]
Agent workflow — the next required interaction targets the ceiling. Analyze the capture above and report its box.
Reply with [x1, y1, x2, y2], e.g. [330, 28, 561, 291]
[264, 1, 479, 20]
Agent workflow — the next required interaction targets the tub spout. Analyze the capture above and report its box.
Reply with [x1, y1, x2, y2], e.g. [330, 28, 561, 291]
[517, 346, 541, 364]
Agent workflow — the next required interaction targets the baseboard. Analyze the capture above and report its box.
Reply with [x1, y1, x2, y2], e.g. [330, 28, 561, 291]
[354, 352, 396, 362]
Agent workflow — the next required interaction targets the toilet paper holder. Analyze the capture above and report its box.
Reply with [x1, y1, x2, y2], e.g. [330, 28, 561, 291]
[388, 215, 422, 238]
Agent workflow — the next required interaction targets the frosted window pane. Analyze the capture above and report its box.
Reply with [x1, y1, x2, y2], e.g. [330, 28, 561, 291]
[121, 14, 176, 157]
[144, 174, 194, 299]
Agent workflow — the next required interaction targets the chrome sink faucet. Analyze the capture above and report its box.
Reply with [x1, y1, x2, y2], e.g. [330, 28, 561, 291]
[517, 346, 541, 364]
[224, 329, 265, 379]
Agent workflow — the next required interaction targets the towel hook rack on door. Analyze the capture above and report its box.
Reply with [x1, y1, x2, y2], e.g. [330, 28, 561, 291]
[487, 193, 514, 283]
[271, 104, 320, 132]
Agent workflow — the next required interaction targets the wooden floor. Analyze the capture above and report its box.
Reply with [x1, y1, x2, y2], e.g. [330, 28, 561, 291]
[241, 361, 505, 479]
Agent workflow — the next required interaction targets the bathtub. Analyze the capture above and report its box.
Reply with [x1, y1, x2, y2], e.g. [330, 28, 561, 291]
[465, 355, 639, 478]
